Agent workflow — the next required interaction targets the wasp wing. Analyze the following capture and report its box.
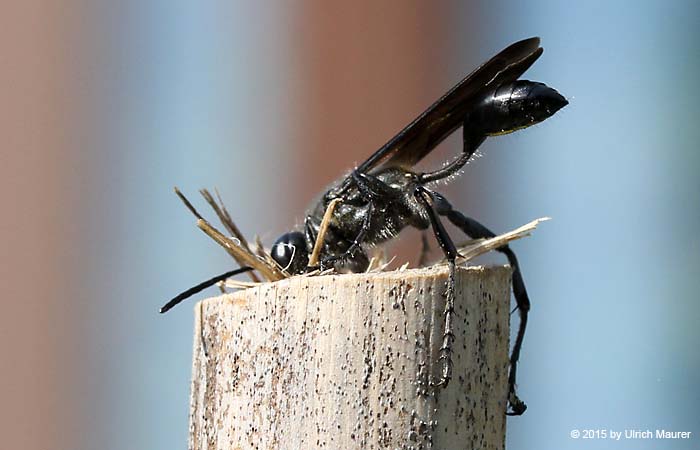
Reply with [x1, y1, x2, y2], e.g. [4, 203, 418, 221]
[356, 37, 543, 173]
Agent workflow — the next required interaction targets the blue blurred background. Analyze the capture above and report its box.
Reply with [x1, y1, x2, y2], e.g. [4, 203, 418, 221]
[2, 1, 698, 449]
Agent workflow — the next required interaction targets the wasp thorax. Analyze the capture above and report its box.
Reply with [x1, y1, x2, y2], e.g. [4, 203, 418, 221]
[271, 231, 309, 274]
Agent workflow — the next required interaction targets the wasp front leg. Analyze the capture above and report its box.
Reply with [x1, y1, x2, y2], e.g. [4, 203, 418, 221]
[319, 171, 397, 270]
[318, 202, 374, 270]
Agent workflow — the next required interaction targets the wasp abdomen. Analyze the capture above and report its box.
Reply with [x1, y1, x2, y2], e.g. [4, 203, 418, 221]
[467, 80, 567, 138]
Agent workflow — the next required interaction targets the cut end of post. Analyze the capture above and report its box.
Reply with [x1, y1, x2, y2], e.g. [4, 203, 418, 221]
[188, 264, 512, 450]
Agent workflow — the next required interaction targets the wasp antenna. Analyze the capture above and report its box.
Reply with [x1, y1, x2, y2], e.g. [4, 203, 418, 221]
[160, 266, 253, 313]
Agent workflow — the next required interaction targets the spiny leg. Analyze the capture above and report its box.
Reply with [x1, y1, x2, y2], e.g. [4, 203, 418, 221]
[414, 186, 458, 390]
[432, 192, 529, 415]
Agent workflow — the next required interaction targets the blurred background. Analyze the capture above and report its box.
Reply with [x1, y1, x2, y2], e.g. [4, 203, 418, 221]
[2, 1, 699, 449]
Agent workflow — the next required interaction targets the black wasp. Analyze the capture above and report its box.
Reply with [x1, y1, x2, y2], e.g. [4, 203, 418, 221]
[163, 37, 567, 416]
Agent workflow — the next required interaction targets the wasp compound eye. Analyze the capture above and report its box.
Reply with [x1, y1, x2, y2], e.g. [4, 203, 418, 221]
[271, 232, 309, 274]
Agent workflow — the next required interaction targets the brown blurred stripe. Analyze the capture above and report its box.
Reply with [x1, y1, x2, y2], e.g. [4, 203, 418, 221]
[292, 2, 454, 197]
[0, 2, 84, 449]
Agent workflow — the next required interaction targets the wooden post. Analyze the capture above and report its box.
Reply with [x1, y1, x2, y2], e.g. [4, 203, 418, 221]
[188, 265, 512, 450]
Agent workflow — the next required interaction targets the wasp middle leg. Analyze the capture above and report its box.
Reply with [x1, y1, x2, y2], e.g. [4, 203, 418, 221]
[413, 186, 460, 391]
[432, 192, 529, 415]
